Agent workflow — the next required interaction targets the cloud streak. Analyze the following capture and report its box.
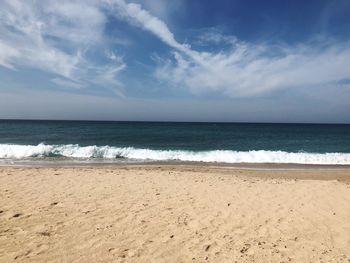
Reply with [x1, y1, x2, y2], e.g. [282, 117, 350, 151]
[108, 0, 190, 52]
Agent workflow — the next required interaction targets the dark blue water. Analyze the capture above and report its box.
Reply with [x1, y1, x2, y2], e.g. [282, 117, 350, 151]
[1, 120, 350, 153]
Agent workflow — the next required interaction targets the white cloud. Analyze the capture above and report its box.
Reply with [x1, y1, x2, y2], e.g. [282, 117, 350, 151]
[110, 0, 350, 97]
[43, 1, 106, 45]
[108, 0, 189, 52]
[105, 50, 124, 63]
[0, 41, 20, 70]
[155, 39, 350, 97]
[0, 0, 125, 93]
[0, 0, 82, 78]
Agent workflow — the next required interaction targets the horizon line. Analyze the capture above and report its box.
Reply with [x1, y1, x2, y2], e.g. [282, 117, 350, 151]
[0, 118, 349, 125]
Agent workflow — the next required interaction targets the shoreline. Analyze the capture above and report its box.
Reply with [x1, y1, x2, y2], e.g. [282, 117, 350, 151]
[1, 161, 350, 182]
[2, 159, 350, 169]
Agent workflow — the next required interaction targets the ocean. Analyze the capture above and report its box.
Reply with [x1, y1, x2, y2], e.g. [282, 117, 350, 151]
[0, 120, 350, 165]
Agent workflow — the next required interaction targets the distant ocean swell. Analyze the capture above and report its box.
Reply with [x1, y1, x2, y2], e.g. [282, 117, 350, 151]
[1, 143, 350, 165]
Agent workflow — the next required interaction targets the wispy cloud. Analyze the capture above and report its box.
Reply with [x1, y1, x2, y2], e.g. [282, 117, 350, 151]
[2, 0, 350, 100]
[195, 28, 238, 46]
[0, 0, 125, 93]
[51, 78, 83, 89]
[156, 38, 350, 97]
[110, 0, 350, 97]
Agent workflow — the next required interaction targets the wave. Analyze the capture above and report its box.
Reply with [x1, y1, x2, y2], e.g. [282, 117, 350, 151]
[0, 143, 350, 165]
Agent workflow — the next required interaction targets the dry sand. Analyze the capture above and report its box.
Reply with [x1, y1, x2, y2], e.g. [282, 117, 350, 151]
[1, 165, 350, 262]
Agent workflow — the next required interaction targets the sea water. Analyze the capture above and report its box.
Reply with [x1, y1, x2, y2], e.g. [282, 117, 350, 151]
[0, 120, 350, 165]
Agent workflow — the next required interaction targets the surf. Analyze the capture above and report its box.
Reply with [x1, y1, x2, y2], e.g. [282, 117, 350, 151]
[1, 143, 350, 165]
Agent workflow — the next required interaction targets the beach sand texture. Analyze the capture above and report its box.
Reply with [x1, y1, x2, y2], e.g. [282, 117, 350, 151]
[1, 165, 350, 262]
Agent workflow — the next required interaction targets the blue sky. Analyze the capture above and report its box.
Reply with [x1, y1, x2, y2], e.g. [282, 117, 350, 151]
[0, 0, 350, 123]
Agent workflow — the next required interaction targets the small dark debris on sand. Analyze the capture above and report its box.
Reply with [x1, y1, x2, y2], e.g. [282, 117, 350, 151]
[13, 213, 22, 218]
[38, 231, 51, 237]
[240, 244, 251, 253]
[50, 202, 58, 206]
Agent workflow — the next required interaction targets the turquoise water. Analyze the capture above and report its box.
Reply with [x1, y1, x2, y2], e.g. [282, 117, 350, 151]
[0, 120, 350, 164]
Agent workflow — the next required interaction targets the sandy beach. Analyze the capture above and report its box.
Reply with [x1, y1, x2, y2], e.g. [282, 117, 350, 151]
[1, 165, 350, 262]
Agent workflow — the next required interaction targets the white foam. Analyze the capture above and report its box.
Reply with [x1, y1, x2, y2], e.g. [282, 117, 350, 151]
[0, 143, 350, 165]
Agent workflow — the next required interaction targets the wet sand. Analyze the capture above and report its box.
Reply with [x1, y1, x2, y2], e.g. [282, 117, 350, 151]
[1, 165, 350, 262]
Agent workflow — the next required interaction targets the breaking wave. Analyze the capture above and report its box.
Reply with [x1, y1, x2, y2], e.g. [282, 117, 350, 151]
[0, 143, 350, 165]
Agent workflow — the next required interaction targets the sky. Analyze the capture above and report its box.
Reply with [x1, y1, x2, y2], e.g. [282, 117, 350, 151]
[0, 0, 350, 123]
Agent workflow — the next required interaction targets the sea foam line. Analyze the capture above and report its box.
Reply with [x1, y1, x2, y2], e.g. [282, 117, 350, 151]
[0, 143, 350, 165]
